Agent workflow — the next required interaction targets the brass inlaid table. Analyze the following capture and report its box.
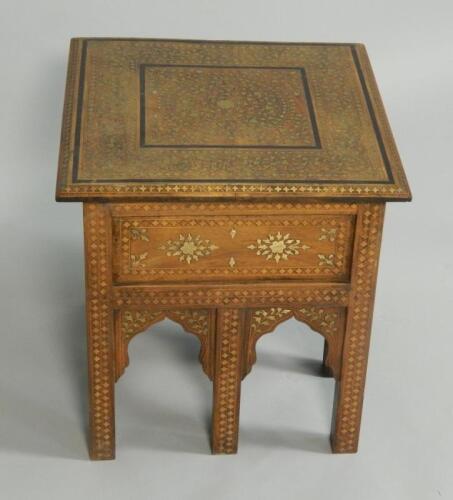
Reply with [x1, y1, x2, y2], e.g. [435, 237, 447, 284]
[56, 38, 411, 460]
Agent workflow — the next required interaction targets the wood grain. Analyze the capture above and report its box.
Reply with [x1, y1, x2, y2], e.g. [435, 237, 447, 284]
[62, 37, 408, 460]
[211, 309, 244, 454]
[56, 39, 411, 201]
[112, 212, 355, 284]
[79, 199, 387, 458]
[83, 203, 115, 460]
[331, 203, 385, 453]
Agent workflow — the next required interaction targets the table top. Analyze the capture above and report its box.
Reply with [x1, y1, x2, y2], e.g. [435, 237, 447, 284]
[56, 38, 411, 201]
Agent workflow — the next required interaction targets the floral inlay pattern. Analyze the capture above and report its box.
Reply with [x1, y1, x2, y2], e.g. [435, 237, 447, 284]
[297, 307, 338, 335]
[319, 228, 337, 242]
[117, 212, 353, 280]
[250, 307, 292, 335]
[247, 232, 310, 263]
[130, 227, 149, 241]
[130, 252, 148, 268]
[159, 233, 219, 264]
[318, 253, 335, 266]
[122, 310, 163, 340]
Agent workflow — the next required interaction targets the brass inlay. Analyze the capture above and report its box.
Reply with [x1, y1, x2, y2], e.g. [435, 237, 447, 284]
[319, 228, 337, 242]
[247, 232, 310, 263]
[250, 308, 292, 334]
[159, 234, 219, 264]
[143, 65, 315, 147]
[217, 99, 234, 110]
[318, 253, 335, 266]
[130, 228, 149, 241]
[56, 40, 411, 201]
[130, 252, 148, 268]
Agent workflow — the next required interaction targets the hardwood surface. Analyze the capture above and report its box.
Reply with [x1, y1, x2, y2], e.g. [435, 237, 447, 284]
[56, 38, 411, 201]
[111, 204, 356, 283]
[56, 38, 411, 460]
[82, 201, 385, 459]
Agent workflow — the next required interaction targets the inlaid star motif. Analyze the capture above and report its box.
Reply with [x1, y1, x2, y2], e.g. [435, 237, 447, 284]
[318, 228, 337, 242]
[159, 233, 218, 264]
[247, 232, 310, 263]
[130, 227, 149, 241]
[318, 253, 335, 266]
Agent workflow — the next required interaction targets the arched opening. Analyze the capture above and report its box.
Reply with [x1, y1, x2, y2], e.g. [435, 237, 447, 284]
[240, 317, 335, 452]
[116, 318, 212, 453]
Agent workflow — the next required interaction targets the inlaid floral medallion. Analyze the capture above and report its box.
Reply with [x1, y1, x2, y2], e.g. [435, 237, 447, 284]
[114, 212, 354, 282]
[247, 232, 310, 263]
[159, 233, 219, 264]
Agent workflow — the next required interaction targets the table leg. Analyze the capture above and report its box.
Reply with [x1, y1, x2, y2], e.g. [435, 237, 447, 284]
[322, 340, 330, 375]
[330, 203, 385, 453]
[211, 308, 244, 454]
[84, 203, 115, 460]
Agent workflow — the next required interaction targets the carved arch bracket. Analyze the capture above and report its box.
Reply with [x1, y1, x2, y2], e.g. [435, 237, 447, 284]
[115, 309, 214, 381]
[243, 306, 345, 380]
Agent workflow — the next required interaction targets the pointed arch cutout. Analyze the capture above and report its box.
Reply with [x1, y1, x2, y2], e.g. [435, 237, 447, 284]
[115, 309, 215, 381]
[243, 306, 346, 380]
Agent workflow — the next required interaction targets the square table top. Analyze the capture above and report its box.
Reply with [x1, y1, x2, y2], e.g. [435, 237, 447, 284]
[56, 38, 411, 201]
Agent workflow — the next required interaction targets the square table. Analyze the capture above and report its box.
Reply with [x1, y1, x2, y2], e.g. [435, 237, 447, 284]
[56, 38, 411, 460]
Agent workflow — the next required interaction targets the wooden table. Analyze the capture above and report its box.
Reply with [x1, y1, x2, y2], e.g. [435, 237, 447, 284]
[56, 38, 411, 460]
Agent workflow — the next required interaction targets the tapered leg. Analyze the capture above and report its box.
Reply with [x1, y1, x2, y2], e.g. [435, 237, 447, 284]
[211, 308, 243, 454]
[84, 203, 115, 460]
[331, 204, 385, 453]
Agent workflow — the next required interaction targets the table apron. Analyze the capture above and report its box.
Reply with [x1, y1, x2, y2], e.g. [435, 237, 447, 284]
[111, 282, 351, 309]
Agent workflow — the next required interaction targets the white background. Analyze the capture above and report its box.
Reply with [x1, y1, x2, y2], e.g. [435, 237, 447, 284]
[1, 1, 452, 499]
